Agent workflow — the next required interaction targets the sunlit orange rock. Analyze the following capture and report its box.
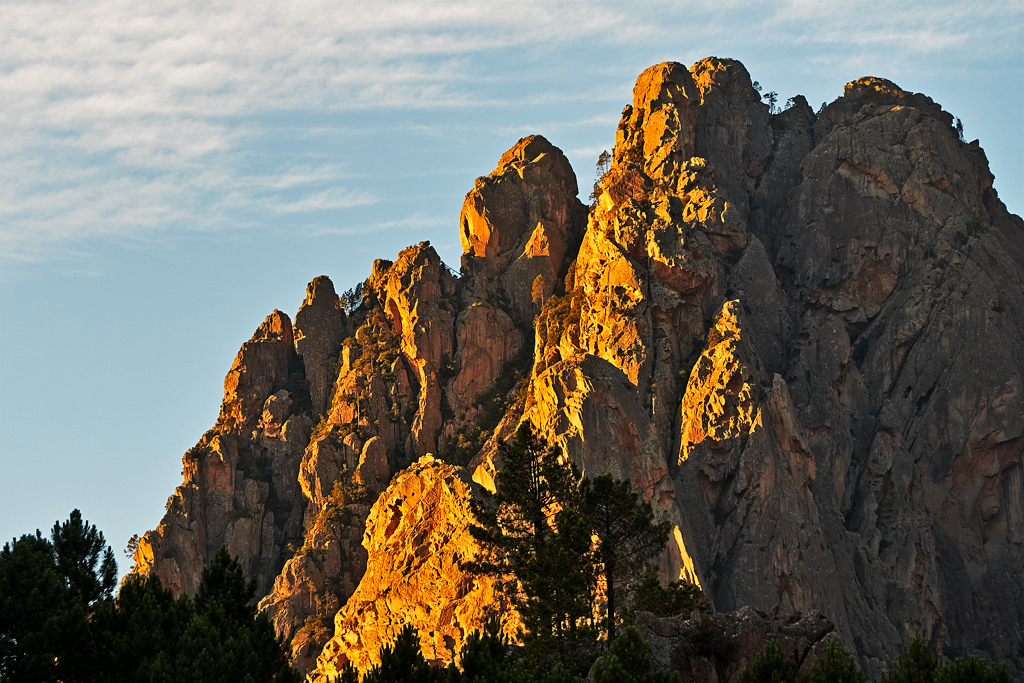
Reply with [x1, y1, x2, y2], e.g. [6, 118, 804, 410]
[459, 134, 587, 323]
[312, 456, 521, 678]
[678, 301, 763, 463]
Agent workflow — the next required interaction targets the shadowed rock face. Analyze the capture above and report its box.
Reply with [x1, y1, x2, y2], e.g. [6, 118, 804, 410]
[133, 310, 311, 598]
[294, 276, 347, 416]
[134, 60, 1023, 679]
[631, 607, 848, 683]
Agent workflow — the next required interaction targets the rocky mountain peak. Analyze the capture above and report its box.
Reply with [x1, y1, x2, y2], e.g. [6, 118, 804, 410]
[133, 56, 1024, 680]
[294, 276, 346, 416]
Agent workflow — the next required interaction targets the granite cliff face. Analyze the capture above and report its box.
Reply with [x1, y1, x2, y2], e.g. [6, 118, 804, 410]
[314, 456, 520, 679]
[133, 309, 311, 598]
[133, 58, 1023, 679]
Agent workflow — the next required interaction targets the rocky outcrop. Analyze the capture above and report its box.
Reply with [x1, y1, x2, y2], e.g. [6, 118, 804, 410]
[133, 310, 311, 597]
[630, 608, 848, 683]
[256, 498, 370, 673]
[135, 58, 1023, 680]
[312, 457, 520, 679]
[294, 276, 347, 416]
[444, 134, 587, 472]
[259, 244, 461, 669]
[460, 134, 587, 323]
[473, 59, 1022, 678]
[769, 77, 1024, 673]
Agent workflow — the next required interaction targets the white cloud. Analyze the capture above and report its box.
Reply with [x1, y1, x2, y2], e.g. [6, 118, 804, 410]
[1, 0, 1020, 265]
[304, 213, 451, 238]
[268, 187, 380, 214]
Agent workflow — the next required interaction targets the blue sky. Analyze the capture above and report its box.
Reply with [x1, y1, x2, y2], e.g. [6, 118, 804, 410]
[2, 0, 1021, 574]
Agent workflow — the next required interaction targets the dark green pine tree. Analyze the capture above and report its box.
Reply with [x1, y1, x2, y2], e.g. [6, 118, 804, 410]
[631, 572, 707, 619]
[736, 639, 798, 683]
[454, 618, 511, 683]
[99, 573, 195, 682]
[580, 474, 669, 640]
[468, 424, 585, 642]
[517, 507, 597, 649]
[0, 509, 118, 683]
[590, 627, 680, 683]
[2, 516, 299, 682]
[0, 530, 66, 682]
[52, 510, 119, 680]
[932, 655, 1011, 683]
[50, 509, 118, 607]
[803, 640, 867, 683]
[175, 546, 300, 683]
[874, 631, 1011, 683]
[878, 633, 939, 683]
[361, 623, 444, 683]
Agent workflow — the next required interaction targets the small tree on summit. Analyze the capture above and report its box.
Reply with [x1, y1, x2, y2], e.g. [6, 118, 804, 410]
[589, 150, 612, 206]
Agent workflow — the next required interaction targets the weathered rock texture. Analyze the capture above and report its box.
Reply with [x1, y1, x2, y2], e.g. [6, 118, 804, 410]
[134, 59, 1022, 679]
[133, 310, 311, 598]
[313, 456, 520, 680]
[628, 607, 849, 683]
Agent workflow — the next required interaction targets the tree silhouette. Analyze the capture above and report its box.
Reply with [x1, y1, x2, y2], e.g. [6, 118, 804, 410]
[532, 274, 547, 307]
[469, 425, 589, 643]
[0, 509, 116, 682]
[589, 150, 611, 205]
[581, 475, 669, 640]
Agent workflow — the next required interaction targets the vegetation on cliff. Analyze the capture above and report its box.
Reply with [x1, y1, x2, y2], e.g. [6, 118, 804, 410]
[326, 619, 678, 683]
[469, 427, 703, 672]
[736, 635, 1010, 683]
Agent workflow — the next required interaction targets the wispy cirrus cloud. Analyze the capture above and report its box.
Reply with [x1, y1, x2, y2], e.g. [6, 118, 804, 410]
[1, 0, 1019, 265]
[268, 187, 380, 214]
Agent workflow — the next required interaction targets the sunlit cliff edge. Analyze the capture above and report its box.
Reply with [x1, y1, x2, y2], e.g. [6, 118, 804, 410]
[131, 58, 1024, 680]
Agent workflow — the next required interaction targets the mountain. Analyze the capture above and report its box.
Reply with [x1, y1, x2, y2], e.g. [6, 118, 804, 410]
[130, 57, 1024, 680]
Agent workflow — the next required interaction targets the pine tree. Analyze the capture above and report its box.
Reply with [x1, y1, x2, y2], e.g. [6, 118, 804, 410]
[0, 510, 118, 682]
[469, 424, 585, 642]
[455, 618, 506, 682]
[2, 518, 300, 683]
[532, 274, 547, 307]
[591, 627, 680, 683]
[51, 510, 117, 608]
[803, 640, 867, 683]
[581, 474, 669, 640]
[99, 573, 195, 682]
[361, 623, 443, 683]
[878, 633, 938, 683]
[0, 531, 65, 682]
[589, 150, 611, 205]
[177, 546, 300, 682]
[632, 572, 707, 619]
[933, 655, 1011, 683]
[736, 640, 798, 683]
